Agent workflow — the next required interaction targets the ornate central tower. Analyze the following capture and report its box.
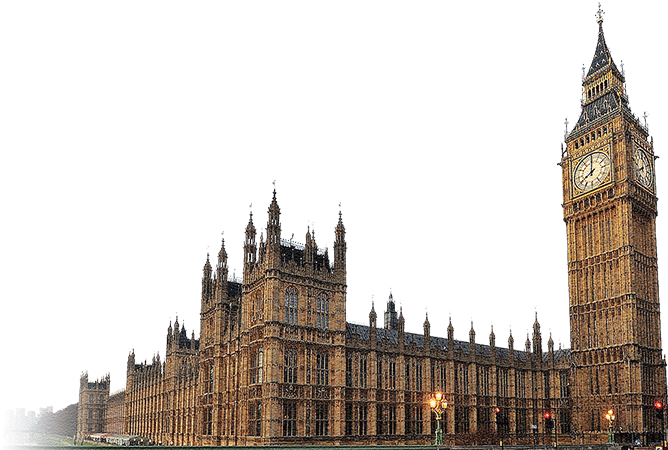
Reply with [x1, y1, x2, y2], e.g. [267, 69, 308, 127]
[561, 8, 666, 441]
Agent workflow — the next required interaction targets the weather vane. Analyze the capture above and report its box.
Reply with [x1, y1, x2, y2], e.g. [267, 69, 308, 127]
[596, 3, 604, 25]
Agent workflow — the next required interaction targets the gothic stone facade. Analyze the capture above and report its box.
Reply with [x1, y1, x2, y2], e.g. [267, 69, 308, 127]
[76, 373, 126, 441]
[76, 372, 110, 441]
[123, 191, 573, 446]
[116, 13, 667, 447]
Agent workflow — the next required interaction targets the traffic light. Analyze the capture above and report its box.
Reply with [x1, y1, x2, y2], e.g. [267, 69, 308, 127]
[654, 400, 665, 421]
[544, 411, 554, 430]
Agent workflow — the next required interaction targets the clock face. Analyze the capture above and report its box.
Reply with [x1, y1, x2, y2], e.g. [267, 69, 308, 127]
[633, 147, 653, 188]
[573, 151, 612, 192]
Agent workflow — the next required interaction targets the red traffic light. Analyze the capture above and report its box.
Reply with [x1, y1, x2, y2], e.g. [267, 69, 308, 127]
[494, 407, 500, 414]
[655, 400, 664, 411]
[543, 411, 552, 420]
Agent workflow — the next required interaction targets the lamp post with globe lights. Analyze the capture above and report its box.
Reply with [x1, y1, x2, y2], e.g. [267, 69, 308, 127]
[429, 392, 448, 446]
[605, 409, 616, 443]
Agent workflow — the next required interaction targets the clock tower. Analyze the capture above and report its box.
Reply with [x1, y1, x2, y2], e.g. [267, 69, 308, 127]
[561, 8, 666, 442]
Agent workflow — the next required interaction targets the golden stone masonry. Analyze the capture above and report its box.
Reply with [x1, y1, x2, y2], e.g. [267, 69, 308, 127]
[76, 9, 667, 446]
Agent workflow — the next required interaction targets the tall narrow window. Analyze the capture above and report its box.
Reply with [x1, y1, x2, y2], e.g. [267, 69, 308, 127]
[250, 347, 263, 384]
[358, 404, 368, 435]
[258, 348, 263, 383]
[376, 404, 384, 435]
[285, 287, 298, 325]
[315, 402, 329, 436]
[282, 401, 297, 436]
[249, 402, 261, 436]
[284, 348, 298, 384]
[359, 354, 367, 388]
[316, 293, 329, 329]
[387, 405, 397, 435]
[316, 352, 329, 385]
[440, 364, 447, 392]
[346, 355, 353, 387]
[250, 352, 258, 384]
[204, 407, 213, 435]
[405, 359, 411, 391]
[388, 358, 396, 389]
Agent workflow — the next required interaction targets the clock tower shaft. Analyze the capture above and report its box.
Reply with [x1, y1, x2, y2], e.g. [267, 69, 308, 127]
[561, 13, 666, 442]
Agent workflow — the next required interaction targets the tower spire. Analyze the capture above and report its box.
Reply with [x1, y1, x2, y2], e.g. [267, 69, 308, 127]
[334, 209, 346, 280]
[266, 188, 281, 270]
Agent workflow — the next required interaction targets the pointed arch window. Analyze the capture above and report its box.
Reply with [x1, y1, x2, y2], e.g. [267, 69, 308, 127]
[284, 348, 297, 384]
[316, 293, 329, 329]
[250, 347, 263, 384]
[285, 287, 298, 325]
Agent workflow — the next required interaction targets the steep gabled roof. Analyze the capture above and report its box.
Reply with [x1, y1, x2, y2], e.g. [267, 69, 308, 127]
[586, 23, 621, 78]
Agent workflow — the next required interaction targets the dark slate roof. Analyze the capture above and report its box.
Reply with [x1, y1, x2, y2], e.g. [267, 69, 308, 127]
[574, 91, 621, 130]
[227, 280, 242, 298]
[587, 25, 620, 78]
[345, 322, 571, 364]
[279, 243, 331, 272]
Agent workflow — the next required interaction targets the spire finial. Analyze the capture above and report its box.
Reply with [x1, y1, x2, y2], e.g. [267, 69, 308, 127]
[596, 3, 604, 26]
[564, 118, 569, 140]
[643, 112, 648, 129]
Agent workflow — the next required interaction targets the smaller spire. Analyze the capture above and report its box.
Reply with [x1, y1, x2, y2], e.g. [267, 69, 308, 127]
[508, 329, 514, 349]
[369, 300, 377, 327]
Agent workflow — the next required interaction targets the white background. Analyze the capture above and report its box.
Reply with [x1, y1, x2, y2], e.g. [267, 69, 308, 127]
[2, 1, 667, 415]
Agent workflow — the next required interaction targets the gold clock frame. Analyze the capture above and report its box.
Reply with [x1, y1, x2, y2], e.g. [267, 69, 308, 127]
[571, 144, 613, 198]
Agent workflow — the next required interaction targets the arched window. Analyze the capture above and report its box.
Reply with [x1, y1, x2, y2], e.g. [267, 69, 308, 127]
[285, 288, 298, 325]
[316, 293, 329, 329]
[250, 347, 263, 384]
[258, 348, 264, 383]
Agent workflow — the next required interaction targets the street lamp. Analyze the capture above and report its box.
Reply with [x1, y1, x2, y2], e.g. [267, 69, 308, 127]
[429, 392, 448, 446]
[605, 409, 616, 443]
